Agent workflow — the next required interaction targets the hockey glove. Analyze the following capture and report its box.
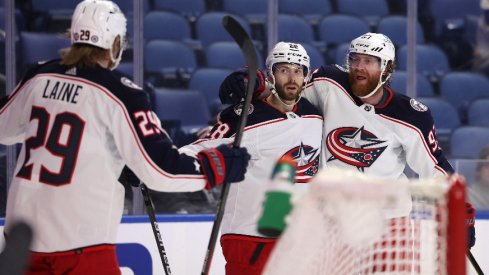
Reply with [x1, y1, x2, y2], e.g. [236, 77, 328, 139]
[466, 202, 476, 249]
[198, 144, 250, 189]
[219, 67, 267, 105]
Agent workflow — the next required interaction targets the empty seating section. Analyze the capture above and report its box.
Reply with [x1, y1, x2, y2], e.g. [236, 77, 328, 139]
[153, 0, 206, 22]
[205, 41, 247, 70]
[467, 98, 489, 127]
[195, 12, 252, 48]
[397, 44, 451, 82]
[5, 0, 489, 163]
[144, 39, 197, 87]
[188, 68, 233, 115]
[319, 14, 370, 63]
[278, 0, 333, 25]
[376, 15, 425, 46]
[277, 14, 317, 46]
[450, 126, 489, 159]
[152, 89, 211, 133]
[336, 0, 389, 28]
[429, 0, 481, 40]
[389, 71, 434, 97]
[302, 43, 326, 70]
[222, 0, 267, 24]
[20, 32, 70, 69]
[439, 72, 489, 119]
[144, 11, 192, 41]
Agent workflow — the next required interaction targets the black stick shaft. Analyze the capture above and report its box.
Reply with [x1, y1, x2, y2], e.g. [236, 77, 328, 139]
[468, 250, 485, 275]
[141, 183, 172, 275]
[201, 15, 259, 275]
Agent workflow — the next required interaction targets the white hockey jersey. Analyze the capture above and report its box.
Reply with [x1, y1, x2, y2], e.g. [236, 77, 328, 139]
[303, 65, 453, 179]
[0, 60, 208, 252]
[180, 98, 323, 237]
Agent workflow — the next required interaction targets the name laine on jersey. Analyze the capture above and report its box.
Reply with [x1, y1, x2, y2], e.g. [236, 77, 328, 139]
[42, 79, 82, 104]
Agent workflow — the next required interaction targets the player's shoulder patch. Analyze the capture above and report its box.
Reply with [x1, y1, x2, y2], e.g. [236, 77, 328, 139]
[121, 77, 142, 90]
[410, 98, 428, 112]
[233, 102, 254, 116]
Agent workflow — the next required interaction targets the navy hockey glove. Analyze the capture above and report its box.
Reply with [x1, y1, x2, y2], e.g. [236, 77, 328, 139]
[219, 67, 267, 105]
[198, 144, 250, 189]
[466, 202, 476, 249]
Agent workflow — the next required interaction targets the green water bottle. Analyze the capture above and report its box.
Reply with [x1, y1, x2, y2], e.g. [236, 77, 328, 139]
[257, 156, 297, 237]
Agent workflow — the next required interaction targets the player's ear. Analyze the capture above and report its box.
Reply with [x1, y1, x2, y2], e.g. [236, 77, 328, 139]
[112, 35, 121, 59]
[385, 61, 395, 75]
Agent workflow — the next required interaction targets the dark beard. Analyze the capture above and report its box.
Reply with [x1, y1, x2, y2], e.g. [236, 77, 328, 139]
[348, 73, 380, 98]
[275, 84, 300, 101]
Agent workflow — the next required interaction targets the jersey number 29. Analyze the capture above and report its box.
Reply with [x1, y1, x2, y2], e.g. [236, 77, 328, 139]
[17, 106, 85, 186]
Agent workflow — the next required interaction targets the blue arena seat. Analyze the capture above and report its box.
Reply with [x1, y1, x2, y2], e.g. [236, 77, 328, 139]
[222, 0, 267, 24]
[334, 43, 350, 66]
[115, 0, 150, 15]
[152, 89, 211, 133]
[30, 0, 79, 31]
[188, 68, 233, 116]
[144, 39, 197, 87]
[318, 14, 371, 63]
[319, 14, 370, 47]
[467, 98, 489, 127]
[144, 11, 192, 41]
[153, 0, 206, 22]
[449, 126, 489, 159]
[389, 71, 434, 97]
[336, 0, 389, 28]
[430, 0, 481, 40]
[20, 32, 70, 69]
[204, 41, 247, 70]
[276, 14, 318, 48]
[143, 11, 200, 49]
[302, 43, 325, 70]
[397, 44, 450, 82]
[439, 72, 489, 119]
[196, 12, 253, 48]
[278, 0, 333, 25]
[376, 15, 425, 47]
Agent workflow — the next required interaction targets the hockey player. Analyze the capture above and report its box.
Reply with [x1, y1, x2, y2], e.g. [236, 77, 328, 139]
[220, 33, 476, 249]
[180, 42, 323, 275]
[0, 1, 249, 274]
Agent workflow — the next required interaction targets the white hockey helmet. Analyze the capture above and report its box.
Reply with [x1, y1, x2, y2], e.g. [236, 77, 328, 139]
[71, 0, 127, 69]
[266, 42, 311, 82]
[346, 32, 395, 73]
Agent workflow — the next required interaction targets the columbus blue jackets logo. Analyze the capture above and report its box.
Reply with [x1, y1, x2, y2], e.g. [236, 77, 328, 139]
[233, 102, 254, 116]
[326, 126, 387, 171]
[282, 143, 319, 183]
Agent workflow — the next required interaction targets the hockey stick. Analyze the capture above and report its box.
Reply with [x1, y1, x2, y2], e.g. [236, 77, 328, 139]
[468, 250, 485, 275]
[140, 183, 172, 275]
[201, 15, 259, 275]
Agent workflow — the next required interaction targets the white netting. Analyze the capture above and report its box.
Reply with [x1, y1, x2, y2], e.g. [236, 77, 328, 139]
[263, 168, 462, 275]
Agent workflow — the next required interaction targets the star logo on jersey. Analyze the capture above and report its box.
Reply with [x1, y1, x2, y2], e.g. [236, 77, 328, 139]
[193, 160, 201, 173]
[326, 126, 387, 171]
[281, 143, 320, 183]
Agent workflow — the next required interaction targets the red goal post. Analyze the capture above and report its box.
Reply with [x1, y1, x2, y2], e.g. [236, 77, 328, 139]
[262, 168, 466, 275]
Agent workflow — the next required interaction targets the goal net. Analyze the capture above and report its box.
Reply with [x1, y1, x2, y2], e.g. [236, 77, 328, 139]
[262, 168, 466, 275]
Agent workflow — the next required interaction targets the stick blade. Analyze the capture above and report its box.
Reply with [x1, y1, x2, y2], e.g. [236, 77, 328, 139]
[222, 15, 259, 71]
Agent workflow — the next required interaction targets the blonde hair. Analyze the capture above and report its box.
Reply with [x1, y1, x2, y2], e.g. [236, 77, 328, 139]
[60, 44, 108, 68]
